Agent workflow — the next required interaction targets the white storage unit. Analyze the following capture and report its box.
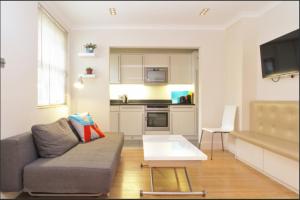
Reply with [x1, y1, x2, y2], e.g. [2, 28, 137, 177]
[109, 54, 120, 84]
[119, 106, 144, 136]
[109, 106, 120, 133]
[143, 54, 169, 68]
[169, 54, 193, 84]
[120, 54, 144, 84]
[236, 139, 264, 171]
[170, 105, 196, 135]
[264, 149, 299, 192]
[235, 139, 299, 193]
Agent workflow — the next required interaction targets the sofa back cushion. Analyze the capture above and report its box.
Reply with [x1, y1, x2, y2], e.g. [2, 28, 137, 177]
[250, 101, 299, 143]
[32, 118, 79, 158]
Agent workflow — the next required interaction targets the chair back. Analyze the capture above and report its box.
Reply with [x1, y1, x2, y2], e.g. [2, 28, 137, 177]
[221, 105, 237, 132]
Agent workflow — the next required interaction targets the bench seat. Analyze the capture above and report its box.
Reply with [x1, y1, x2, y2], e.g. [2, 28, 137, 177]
[231, 131, 299, 161]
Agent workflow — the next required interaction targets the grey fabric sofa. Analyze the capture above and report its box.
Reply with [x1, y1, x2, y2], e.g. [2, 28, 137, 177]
[0, 131, 123, 196]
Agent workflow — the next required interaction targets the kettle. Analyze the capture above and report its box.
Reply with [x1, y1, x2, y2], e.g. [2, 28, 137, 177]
[120, 94, 128, 103]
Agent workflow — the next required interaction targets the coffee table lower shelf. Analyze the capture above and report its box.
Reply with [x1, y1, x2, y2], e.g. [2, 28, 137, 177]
[140, 165, 206, 197]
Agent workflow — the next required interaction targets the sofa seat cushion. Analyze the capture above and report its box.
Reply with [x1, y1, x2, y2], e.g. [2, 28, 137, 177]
[231, 131, 299, 161]
[23, 132, 123, 194]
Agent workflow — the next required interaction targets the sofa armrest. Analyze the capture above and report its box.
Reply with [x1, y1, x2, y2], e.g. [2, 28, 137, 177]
[0, 132, 38, 192]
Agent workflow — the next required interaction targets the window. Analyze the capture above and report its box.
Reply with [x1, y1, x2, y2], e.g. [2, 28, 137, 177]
[38, 6, 67, 106]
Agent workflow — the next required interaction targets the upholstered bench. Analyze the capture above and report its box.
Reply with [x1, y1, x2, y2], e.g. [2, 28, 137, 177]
[231, 101, 299, 193]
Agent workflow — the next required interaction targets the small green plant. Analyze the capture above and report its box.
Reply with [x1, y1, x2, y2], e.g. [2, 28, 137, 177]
[84, 43, 97, 50]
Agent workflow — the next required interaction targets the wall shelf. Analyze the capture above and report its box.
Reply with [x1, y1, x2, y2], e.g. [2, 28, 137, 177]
[80, 74, 96, 78]
[78, 52, 96, 57]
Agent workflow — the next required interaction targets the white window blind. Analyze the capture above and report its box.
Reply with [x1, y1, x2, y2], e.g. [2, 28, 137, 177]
[38, 6, 67, 106]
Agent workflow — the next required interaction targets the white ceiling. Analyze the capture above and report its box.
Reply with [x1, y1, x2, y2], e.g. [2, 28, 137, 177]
[48, 1, 280, 30]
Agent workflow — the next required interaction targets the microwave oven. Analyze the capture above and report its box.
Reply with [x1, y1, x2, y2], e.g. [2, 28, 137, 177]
[144, 67, 168, 84]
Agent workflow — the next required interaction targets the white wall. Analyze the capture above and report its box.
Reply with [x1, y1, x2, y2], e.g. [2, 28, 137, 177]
[70, 29, 226, 148]
[0, 1, 70, 140]
[225, 1, 299, 132]
[224, 1, 299, 152]
[256, 1, 299, 101]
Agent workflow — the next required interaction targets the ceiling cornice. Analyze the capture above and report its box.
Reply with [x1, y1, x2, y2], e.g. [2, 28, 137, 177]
[71, 25, 225, 31]
[222, 1, 282, 30]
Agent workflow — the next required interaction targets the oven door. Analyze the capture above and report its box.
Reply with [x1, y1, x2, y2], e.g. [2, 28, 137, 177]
[145, 111, 170, 131]
[144, 68, 168, 83]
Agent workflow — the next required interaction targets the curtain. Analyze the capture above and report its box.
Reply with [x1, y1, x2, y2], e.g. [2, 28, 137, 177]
[38, 6, 67, 106]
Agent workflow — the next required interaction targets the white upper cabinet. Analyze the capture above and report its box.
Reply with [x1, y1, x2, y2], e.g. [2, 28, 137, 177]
[109, 53, 120, 84]
[169, 54, 193, 84]
[144, 54, 169, 68]
[120, 54, 144, 84]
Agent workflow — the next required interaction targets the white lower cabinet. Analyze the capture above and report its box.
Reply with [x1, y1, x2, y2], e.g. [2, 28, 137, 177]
[110, 105, 196, 137]
[110, 106, 120, 133]
[170, 106, 196, 135]
[119, 106, 144, 136]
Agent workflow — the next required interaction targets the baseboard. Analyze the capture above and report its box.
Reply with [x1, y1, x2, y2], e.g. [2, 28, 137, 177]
[236, 155, 299, 194]
[0, 191, 22, 199]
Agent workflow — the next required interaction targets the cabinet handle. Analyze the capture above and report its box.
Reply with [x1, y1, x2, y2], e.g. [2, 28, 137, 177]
[118, 112, 120, 134]
[142, 55, 144, 81]
[118, 55, 121, 82]
[168, 55, 171, 82]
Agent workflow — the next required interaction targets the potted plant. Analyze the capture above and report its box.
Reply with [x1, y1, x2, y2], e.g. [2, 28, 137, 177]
[84, 43, 97, 53]
[86, 67, 93, 74]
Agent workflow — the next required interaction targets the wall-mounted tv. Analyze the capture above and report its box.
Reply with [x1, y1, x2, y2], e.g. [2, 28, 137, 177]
[260, 29, 299, 78]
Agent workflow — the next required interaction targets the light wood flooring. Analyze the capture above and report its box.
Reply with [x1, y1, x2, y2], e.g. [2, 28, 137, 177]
[109, 148, 298, 199]
[18, 147, 298, 199]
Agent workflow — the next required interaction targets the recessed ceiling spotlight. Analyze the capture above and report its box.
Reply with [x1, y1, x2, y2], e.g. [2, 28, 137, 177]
[109, 8, 117, 16]
[200, 8, 210, 16]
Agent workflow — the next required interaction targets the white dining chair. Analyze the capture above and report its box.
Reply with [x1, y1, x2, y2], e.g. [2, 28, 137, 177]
[199, 105, 237, 160]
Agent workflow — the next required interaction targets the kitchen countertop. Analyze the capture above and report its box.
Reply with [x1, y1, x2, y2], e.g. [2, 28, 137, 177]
[110, 99, 195, 106]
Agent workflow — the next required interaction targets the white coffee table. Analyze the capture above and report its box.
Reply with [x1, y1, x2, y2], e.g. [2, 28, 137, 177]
[140, 135, 207, 196]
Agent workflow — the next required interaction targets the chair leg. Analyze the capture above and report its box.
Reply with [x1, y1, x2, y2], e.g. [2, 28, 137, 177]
[199, 130, 204, 149]
[211, 133, 214, 160]
[221, 132, 224, 152]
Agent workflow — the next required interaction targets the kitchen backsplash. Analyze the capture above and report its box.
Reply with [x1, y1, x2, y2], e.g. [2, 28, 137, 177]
[110, 84, 194, 100]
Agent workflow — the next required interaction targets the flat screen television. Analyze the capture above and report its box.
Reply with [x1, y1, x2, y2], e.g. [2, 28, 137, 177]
[260, 29, 299, 78]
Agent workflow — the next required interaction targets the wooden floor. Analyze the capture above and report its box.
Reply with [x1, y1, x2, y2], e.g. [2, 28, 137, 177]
[109, 148, 298, 199]
[18, 148, 298, 199]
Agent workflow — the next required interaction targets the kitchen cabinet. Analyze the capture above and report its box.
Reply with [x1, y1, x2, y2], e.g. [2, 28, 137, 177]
[110, 106, 120, 133]
[144, 54, 169, 68]
[169, 54, 193, 84]
[120, 54, 144, 84]
[170, 106, 196, 135]
[109, 54, 120, 84]
[119, 106, 144, 135]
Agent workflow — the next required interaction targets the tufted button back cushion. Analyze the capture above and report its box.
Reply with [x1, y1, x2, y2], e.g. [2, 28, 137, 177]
[250, 101, 299, 143]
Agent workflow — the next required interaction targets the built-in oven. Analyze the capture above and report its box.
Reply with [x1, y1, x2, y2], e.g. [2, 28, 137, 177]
[144, 67, 168, 84]
[145, 105, 170, 131]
